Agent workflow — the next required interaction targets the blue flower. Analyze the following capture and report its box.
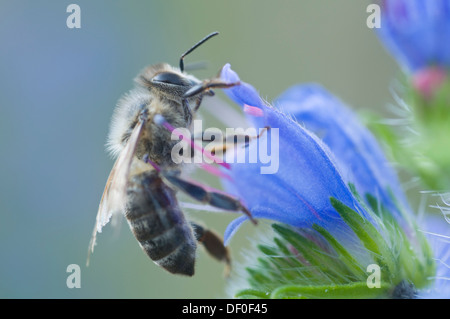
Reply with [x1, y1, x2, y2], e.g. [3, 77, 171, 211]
[374, 1, 450, 191]
[220, 64, 374, 245]
[376, 0, 450, 74]
[274, 84, 410, 220]
[219, 64, 437, 298]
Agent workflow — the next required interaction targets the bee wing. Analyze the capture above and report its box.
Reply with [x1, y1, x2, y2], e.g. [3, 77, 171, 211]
[87, 117, 146, 265]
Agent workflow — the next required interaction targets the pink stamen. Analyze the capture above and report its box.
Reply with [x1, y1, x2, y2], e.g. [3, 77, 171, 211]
[154, 114, 230, 169]
[145, 157, 161, 172]
[244, 104, 264, 117]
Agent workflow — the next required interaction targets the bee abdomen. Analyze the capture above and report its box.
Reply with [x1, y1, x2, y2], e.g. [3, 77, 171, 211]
[125, 169, 197, 276]
[128, 213, 196, 276]
[138, 223, 192, 261]
[154, 240, 196, 276]
[127, 210, 171, 242]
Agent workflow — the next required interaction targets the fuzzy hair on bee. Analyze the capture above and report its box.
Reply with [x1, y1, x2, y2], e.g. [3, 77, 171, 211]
[106, 87, 151, 158]
[107, 64, 202, 165]
[88, 32, 256, 277]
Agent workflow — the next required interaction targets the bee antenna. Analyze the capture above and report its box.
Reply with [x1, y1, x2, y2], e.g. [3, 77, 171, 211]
[179, 32, 219, 73]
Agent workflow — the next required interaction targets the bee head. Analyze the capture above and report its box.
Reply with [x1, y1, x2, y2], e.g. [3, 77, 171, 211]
[135, 63, 202, 101]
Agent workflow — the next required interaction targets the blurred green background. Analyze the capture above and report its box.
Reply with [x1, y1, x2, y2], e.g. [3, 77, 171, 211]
[0, 0, 399, 298]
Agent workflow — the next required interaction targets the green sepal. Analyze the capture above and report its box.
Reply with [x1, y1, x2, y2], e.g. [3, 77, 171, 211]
[329, 197, 397, 280]
[235, 194, 435, 298]
[311, 224, 365, 280]
[271, 224, 354, 283]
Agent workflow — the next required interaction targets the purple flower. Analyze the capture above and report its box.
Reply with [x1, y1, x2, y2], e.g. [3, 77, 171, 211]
[377, 0, 450, 73]
[220, 64, 376, 245]
[274, 84, 412, 229]
[219, 65, 439, 298]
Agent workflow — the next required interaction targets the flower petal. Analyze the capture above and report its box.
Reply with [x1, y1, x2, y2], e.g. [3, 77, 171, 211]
[220, 67, 372, 244]
[220, 63, 265, 111]
[376, 0, 450, 73]
[274, 83, 411, 222]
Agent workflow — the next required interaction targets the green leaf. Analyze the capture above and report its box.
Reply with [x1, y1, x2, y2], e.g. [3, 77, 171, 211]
[270, 282, 391, 299]
[234, 289, 270, 299]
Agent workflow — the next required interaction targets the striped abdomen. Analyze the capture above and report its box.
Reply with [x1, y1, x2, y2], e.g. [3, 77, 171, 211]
[125, 170, 197, 276]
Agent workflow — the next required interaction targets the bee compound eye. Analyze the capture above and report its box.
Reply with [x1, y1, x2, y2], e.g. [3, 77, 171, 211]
[152, 72, 186, 86]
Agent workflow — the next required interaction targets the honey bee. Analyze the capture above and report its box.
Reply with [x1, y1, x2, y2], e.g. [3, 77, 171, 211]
[88, 32, 256, 276]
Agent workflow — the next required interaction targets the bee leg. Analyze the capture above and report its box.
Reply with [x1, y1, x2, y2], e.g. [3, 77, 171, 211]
[181, 99, 193, 125]
[183, 79, 240, 99]
[161, 170, 257, 225]
[181, 94, 206, 124]
[190, 222, 231, 276]
[195, 126, 270, 155]
[193, 95, 204, 112]
[154, 114, 230, 170]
